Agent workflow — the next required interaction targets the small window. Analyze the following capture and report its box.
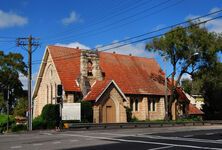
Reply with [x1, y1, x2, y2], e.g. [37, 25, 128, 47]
[152, 100, 156, 111]
[135, 99, 139, 111]
[87, 60, 93, 76]
[130, 98, 134, 110]
[148, 100, 151, 111]
[148, 97, 157, 112]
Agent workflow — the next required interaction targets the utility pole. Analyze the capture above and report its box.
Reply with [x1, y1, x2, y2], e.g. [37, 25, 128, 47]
[164, 57, 168, 120]
[7, 86, 9, 133]
[17, 35, 39, 131]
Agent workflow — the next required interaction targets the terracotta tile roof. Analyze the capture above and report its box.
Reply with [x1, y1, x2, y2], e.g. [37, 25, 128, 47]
[99, 51, 167, 95]
[176, 87, 189, 103]
[48, 45, 81, 91]
[188, 103, 204, 115]
[84, 80, 111, 101]
[48, 45, 168, 95]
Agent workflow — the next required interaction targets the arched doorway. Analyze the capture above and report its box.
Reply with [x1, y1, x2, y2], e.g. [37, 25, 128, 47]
[102, 98, 116, 123]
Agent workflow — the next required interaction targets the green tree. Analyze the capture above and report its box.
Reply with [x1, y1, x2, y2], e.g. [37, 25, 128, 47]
[181, 78, 192, 94]
[146, 22, 222, 119]
[13, 97, 28, 117]
[0, 51, 27, 113]
[194, 62, 222, 119]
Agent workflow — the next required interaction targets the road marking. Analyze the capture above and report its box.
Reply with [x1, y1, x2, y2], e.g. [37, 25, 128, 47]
[52, 141, 61, 144]
[70, 139, 79, 142]
[10, 146, 22, 149]
[184, 135, 193, 137]
[99, 132, 133, 137]
[140, 135, 222, 144]
[33, 143, 43, 146]
[149, 145, 174, 150]
[206, 133, 215, 135]
[60, 133, 222, 150]
[99, 132, 222, 144]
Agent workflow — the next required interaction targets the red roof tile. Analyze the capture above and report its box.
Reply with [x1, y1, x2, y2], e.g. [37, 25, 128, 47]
[84, 80, 111, 101]
[48, 45, 167, 95]
[188, 104, 204, 115]
[48, 45, 81, 91]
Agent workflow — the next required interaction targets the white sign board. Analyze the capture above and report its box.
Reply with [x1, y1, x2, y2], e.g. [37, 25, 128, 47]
[62, 103, 81, 121]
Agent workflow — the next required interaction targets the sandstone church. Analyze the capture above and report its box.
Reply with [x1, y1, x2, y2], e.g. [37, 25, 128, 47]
[33, 45, 176, 123]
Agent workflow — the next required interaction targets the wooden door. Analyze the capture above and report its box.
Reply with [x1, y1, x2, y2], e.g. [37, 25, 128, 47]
[102, 98, 116, 123]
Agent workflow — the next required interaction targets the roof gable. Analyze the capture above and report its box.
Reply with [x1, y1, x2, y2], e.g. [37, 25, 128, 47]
[84, 80, 127, 101]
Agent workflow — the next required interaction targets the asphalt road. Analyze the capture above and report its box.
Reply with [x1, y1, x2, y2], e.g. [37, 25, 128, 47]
[1, 125, 222, 150]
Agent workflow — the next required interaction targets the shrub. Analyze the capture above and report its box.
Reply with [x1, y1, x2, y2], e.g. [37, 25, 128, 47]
[81, 101, 93, 123]
[11, 124, 27, 132]
[32, 116, 47, 130]
[130, 116, 139, 122]
[0, 115, 15, 133]
[41, 104, 60, 121]
[32, 104, 60, 130]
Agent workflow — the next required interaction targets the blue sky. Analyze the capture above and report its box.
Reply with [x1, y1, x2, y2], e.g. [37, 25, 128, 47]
[0, 0, 222, 89]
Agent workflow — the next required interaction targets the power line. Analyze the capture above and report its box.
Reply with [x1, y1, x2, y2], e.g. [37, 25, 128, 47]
[43, 0, 152, 40]
[95, 8, 222, 50]
[32, 15, 222, 65]
[35, 10, 222, 62]
[44, 0, 173, 43]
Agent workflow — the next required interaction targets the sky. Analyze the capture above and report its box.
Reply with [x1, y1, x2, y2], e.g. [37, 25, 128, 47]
[0, 0, 222, 90]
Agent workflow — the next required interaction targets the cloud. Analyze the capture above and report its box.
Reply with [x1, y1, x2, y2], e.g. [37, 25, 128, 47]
[181, 73, 192, 81]
[19, 73, 37, 91]
[55, 42, 90, 49]
[96, 41, 155, 58]
[153, 24, 166, 30]
[62, 11, 80, 25]
[186, 7, 222, 33]
[0, 10, 28, 28]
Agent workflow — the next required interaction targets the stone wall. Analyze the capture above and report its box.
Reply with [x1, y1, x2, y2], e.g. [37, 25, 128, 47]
[79, 50, 103, 96]
[129, 96, 165, 121]
[33, 53, 61, 118]
[93, 84, 127, 123]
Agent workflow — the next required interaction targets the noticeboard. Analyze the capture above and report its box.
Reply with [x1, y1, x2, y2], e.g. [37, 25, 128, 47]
[62, 103, 81, 121]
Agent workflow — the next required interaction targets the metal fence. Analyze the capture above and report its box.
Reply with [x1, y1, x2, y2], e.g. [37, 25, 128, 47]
[66, 120, 222, 130]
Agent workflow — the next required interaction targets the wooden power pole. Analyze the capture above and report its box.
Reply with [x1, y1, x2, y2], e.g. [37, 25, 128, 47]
[17, 35, 39, 131]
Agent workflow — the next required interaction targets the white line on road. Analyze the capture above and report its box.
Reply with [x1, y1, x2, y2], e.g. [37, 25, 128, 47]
[60, 133, 222, 150]
[33, 143, 43, 146]
[98, 132, 222, 144]
[10, 146, 22, 149]
[70, 139, 79, 142]
[206, 133, 215, 135]
[149, 145, 174, 150]
[52, 141, 61, 144]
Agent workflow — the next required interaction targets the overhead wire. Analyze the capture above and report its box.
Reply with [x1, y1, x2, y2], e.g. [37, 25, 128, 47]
[32, 14, 222, 65]
[43, 0, 172, 43]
